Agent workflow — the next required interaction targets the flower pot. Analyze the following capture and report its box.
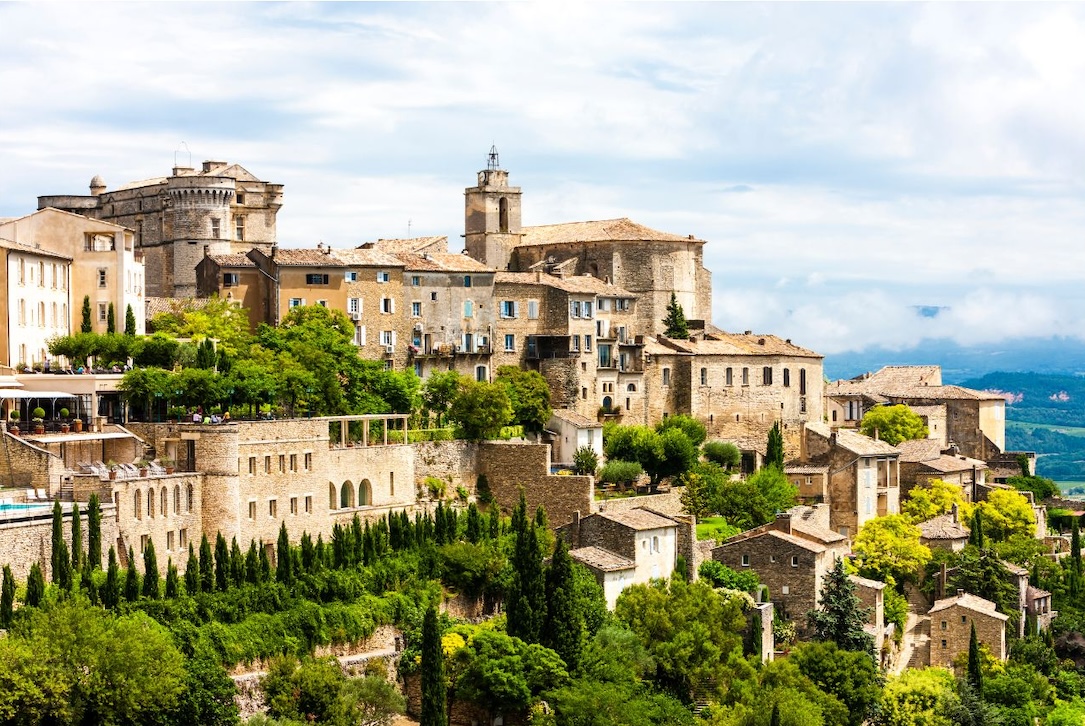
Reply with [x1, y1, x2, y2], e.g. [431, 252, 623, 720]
[165, 466, 175, 475]
[108, 470, 117, 481]
[60, 423, 70, 433]
[8, 426, 18, 436]
[34, 425, 44, 435]
[72, 419, 83, 433]
[139, 468, 148, 477]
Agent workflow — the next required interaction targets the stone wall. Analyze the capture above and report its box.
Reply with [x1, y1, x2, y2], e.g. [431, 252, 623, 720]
[713, 536, 830, 624]
[595, 489, 684, 517]
[477, 441, 592, 528]
[0, 502, 119, 581]
[930, 604, 1007, 666]
[0, 431, 67, 495]
[412, 440, 479, 494]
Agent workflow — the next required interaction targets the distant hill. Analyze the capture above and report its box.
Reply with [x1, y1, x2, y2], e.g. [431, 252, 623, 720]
[824, 337, 1085, 383]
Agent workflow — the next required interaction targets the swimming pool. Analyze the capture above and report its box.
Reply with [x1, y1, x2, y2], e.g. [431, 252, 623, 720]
[0, 503, 51, 514]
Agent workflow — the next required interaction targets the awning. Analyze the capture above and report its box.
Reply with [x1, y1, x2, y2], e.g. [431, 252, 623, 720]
[0, 390, 79, 399]
[23, 432, 136, 444]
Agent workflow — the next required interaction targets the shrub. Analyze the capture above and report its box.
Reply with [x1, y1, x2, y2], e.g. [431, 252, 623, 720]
[698, 560, 760, 592]
[32, 407, 46, 421]
[598, 460, 643, 486]
[573, 446, 599, 476]
[424, 477, 446, 499]
[703, 441, 741, 470]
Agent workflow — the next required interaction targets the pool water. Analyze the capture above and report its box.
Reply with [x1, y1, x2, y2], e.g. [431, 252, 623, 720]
[0, 503, 50, 514]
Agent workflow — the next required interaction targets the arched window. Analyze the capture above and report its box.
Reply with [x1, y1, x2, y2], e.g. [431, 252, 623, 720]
[627, 383, 637, 392]
[603, 395, 613, 410]
[161, 487, 168, 517]
[499, 197, 509, 233]
[341, 481, 355, 509]
[147, 488, 155, 518]
[359, 479, 372, 507]
[186, 484, 193, 513]
[134, 490, 142, 520]
[329, 482, 337, 510]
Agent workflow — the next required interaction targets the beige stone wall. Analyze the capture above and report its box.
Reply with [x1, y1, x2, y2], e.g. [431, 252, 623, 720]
[930, 604, 1006, 666]
[350, 266, 407, 368]
[0, 432, 69, 495]
[412, 440, 479, 494]
[0, 502, 119, 581]
[111, 473, 202, 571]
[713, 537, 831, 624]
[477, 441, 593, 528]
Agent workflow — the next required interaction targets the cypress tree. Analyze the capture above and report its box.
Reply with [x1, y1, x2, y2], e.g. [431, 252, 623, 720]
[967, 622, 983, 695]
[362, 522, 376, 566]
[26, 563, 45, 608]
[55, 538, 72, 591]
[766, 421, 785, 470]
[420, 605, 447, 726]
[488, 505, 500, 540]
[332, 523, 347, 569]
[199, 534, 214, 592]
[104, 546, 120, 608]
[142, 540, 160, 599]
[214, 533, 229, 591]
[534, 505, 547, 531]
[662, 291, 689, 339]
[81, 559, 97, 605]
[434, 502, 448, 545]
[0, 565, 14, 627]
[124, 546, 140, 601]
[259, 542, 271, 582]
[125, 304, 137, 336]
[770, 703, 781, 726]
[1072, 519, 1082, 578]
[245, 540, 259, 584]
[185, 543, 200, 594]
[106, 302, 116, 334]
[70, 501, 82, 571]
[509, 517, 547, 644]
[165, 559, 179, 598]
[87, 494, 102, 570]
[350, 515, 363, 565]
[300, 532, 315, 573]
[80, 295, 92, 334]
[970, 509, 985, 548]
[465, 503, 482, 544]
[230, 537, 244, 587]
[276, 522, 292, 585]
[315, 533, 328, 570]
[543, 537, 581, 671]
[51, 500, 63, 582]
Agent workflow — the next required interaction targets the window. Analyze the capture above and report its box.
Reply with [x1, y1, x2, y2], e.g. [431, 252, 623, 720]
[411, 275, 420, 286]
[941, 620, 947, 631]
[783, 368, 791, 387]
[187, 484, 193, 512]
[782, 585, 790, 595]
[211, 218, 220, 238]
[178, 529, 188, 549]
[430, 291, 438, 301]
[304, 495, 312, 514]
[571, 335, 580, 352]
[741, 554, 750, 567]
[278, 454, 286, 473]
[235, 215, 245, 241]
[265, 455, 272, 473]
[800, 369, 807, 395]
[411, 301, 421, 317]
[742, 367, 749, 386]
[476, 365, 487, 382]
[570, 301, 582, 318]
[662, 368, 671, 386]
[236, 193, 245, 205]
[167, 531, 175, 552]
[651, 536, 659, 552]
[134, 490, 142, 520]
[381, 297, 394, 313]
[355, 325, 366, 346]
[500, 300, 518, 318]
[345, 271, 358, 282]
[380, 330, 394, 346]
[961, 615, 967, 624]
[98, 268, 107, 288]
[701, 367, 708, 386]
[599, 298, 610, 312]
[289, 298, 303, 308]
[98, 302, 108, 322]
[463, 275, 472, 287]
[248, 501, 257, 520]
[290, 454, 298, 472]
[527, 300, 539, 319]
[304, 453, 312, 471]
[223, 273, 240, 287]
[791, 556, 799, 567]
[583, 301, 593, 318]
[290, 497, 298, 515]
[505, 334, 515, 352]
[348, 297, 360, 314]
[174, 486, 181, 513]
[306, 273, 330, 285]
[377, 270, 390, 283]
[941, 640, 947, 649]
[464, 300, 474, 318]
[268, 499, 278, 517]
[763, 367, 773, 385]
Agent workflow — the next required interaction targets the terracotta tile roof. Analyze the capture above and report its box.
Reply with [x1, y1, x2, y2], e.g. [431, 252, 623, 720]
[806, 421, 901, 456]
[0, 238, 72, 261]
[1026, 585, 1052, 602]
[333, 248, 405, 268]
[896, 439, 944, 462]
[789, 520, 848, 546]
[930, 592, 1008, 620]
[849, 574, 887, 590]
[918, 454, 988, 474]
[207, 253, 255, 267]
[918, 514, 970, 540]
[569, 546, 635, 572]
[785, 464, 830, 475]
[394, 252, 493, 273]
[1001, 560, 1029, 576]
[549, 409, 600, 428]
[519, 217, 703, 246]
[657, 332, 822, 359]
[827, 366, 1003, 402]
[495, 271, 634, 297]
[271, 248, 351, 267]
[146, 296, 214, 318]
[358, 236, 448, 254]
[597, 508, 677, 531]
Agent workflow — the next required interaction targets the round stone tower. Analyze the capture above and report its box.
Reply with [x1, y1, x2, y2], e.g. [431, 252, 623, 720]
[164, 175, 235, 297]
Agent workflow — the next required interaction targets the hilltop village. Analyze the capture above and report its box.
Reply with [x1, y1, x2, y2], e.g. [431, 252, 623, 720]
[0, 152, 1079, 725]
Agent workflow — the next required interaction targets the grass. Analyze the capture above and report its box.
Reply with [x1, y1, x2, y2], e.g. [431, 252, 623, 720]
[1007, 420, 1085, 437]
[696, 516, 739, 542]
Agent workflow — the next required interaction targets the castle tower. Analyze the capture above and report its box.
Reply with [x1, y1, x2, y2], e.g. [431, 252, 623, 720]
[164, 173, 236, 298]
[464, 146, 523, 270]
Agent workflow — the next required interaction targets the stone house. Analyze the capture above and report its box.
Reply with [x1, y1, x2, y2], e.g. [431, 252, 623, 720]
[38, 161, 282, 298]
[918, 511, 970, 552]
[896, 439, 987, 501]
[1026, 585, 1057, 634]
[785, 464, 830, 506]
[0, 208, 146, 351]
[850, 574, 887, 654]
[560, 507, 683, 609]
[929, 591, 1008, 667]
[711, 512, 850, 623]
[798, 422, 901, 538]
[546, 409, 603, 468]
[195, 251, 267, 330]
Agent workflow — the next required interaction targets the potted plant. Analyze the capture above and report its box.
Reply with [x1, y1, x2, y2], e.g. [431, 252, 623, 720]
[59, 408, 70, 433]
[106, 460, 118, 480]
[8, 410, 19, 435]
[72, 415, 83, 433]
[161, 457, 175, 475]
[31, 407, 45, 435]
[137, 459, 149, 477]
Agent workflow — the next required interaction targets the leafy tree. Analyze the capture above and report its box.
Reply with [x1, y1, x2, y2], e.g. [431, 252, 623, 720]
[439, 542, 505, 598]
[972, 489, 1036, 542]
[852, 514, 931, 585]
[0, 565, 14, 627]
[858, 404, 928, 446]
[87, 493, 102, 570]
[103, 546, 120, 608]
[543, 538, 581, 672]
[142, 540, 160, 599]
[572, 446, 599, 476]
[876, 667, 960, 726]
[806, 558, 875, 656]
[662, 292, 689, 339]
[496, 366, 552, 434]
[81, 294, 92, 333]
[453, 629, 568, 719]
[175, 653, 240, 726]
[967, 623, 983, 693]
[766, 421, 785, 469]
[791, 641, 883, 726]
[704, 440, 741, 470]
[679, 462, 729, 520]
[698, 560, 760, 592]
[422, 370, 463, 427]
[151, 295, 253, 356]
[1006, 474, 1059, 501]
[124, 303, 137, 336]
[106, 302, 116, 334]
[657, 414, 707, 447]
[184, 543, 199, 594]
[25, 562, 45, 607]
[948, 548, 1019, 621]
[597, 460, 643, 489]
[448, 379, 512, 441]
[420, 606, 447, 726]
[902, 478, 967, 524]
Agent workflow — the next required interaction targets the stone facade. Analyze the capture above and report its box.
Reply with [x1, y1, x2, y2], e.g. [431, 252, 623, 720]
[0, 502, 119, 581]
[928, 592, 1008, 667]
[476, 441, 593, 528]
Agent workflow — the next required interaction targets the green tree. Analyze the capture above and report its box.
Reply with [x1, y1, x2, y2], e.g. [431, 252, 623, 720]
[81, 294, 92, 333]
[175, 653, 240, 726]
[698, 560, 760, 592]
[142, 540, 160, 599]
[508, 498, 546, 644]
[970, 508, 985, 548]
[791, 640, 883, 726]
[704, 440, 741, 470]
[858, 404, 928, 446]
[972, 489, 1036, 542]
[214, 532, 229, 591]
[165, 559, 179, 598]
[496, 365, 552, 434]
[572, 446, 599, 476]
[657, 414, 707, 447]
[766, 421, 785, 469]
[87, 493, 102, 570]
[806, 558, 875, 656]
[875, 667, 960, 726]
[51, 499, 63, 583]
[103, 546, 120, 608]
[901, 478, 967, 524]
[106, 302, 116, 334]
[422, 370, 463, 427]
[679, 462, 729, 520]
[448, 379, 512, 441]
[25, 562, 45, 607]
[420, 606, 447, 726]
[543, 537, 582, 672]
[70, 501, 82, 572]
[124, 303, 137, 336]
[947, 549, 1019, 621]
[852, 514, 931, 585]
[967, 622, 983, 694]
[0, 565, 14, 627]
[662, 292, 689, 339]
[199, 534, 214, 592]
[277, 522, 293, 585]
[453, 629, 568, 719]
[185, 543, 199, 594]
[1006, 474, 1059, 501]
[123, 547, 140, 601]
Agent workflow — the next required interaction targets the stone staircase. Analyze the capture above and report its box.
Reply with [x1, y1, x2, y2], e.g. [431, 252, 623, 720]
[906, 615, 931, 670]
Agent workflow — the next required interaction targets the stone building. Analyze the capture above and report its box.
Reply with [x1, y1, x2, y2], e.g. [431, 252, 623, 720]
[896, 439, 987, 500]
[0, 208, 146, 354]
[918, 511, 970, 552]
[39, 161, 282, 298]
[850, 574, 887, 654]
[711, 511, 850, 623]
[546, 408, 603, 468]
[928, 591, 1008, 667]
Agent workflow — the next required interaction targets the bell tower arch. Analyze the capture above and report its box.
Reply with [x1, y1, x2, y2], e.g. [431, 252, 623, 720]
[464, 146, 522, 270]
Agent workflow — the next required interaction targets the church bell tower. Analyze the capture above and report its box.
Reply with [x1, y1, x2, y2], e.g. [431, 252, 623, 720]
[464, 146, 522, 270]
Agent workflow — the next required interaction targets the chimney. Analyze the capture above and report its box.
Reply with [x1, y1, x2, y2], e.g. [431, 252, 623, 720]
[956, 588, 964, 598]
[951, 502, 959, 523]
[571, 511, 581, 548]
[873, 428, 879, 441]
[270, 244, 278, 259]
[774, 511, 792, 535]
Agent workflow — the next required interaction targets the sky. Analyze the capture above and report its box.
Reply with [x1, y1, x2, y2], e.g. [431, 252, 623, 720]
[2, 2, 1085, 357]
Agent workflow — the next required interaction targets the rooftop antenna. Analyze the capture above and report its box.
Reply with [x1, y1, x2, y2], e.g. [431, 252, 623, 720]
[407, 219, 412, 237]
[174, 141, 192, 169]
[487, 144, 500, 171]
